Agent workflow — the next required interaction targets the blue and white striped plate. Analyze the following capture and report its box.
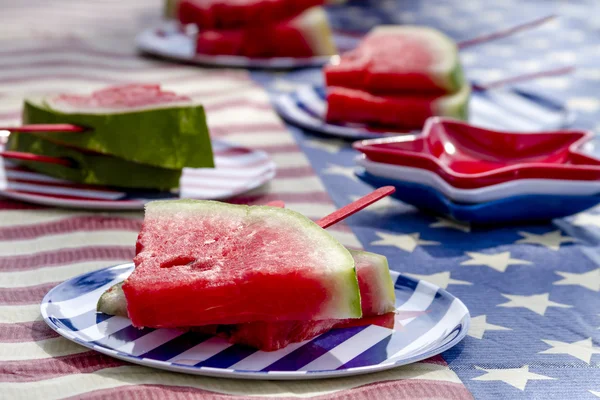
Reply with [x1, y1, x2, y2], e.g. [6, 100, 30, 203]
[41, 263, 470, 380]
[0, 140, 276, 210]
[273, 85, 575, 139]
[136, 21, 333, 69]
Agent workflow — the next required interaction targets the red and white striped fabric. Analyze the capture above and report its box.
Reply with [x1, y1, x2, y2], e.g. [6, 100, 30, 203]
[0, 1, 473, 399]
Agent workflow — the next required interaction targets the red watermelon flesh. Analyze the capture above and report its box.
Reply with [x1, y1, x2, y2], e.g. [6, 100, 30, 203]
[99, 249, 395, 351]
[52, 84, 191, 110]
[192, 249, 397, 351]
[177, 0, 324, 29]
[124, 200, 361, 328]
[326, 84, 470, 129]
[324, 26, 464, 94]
[194, 6, 336, 58]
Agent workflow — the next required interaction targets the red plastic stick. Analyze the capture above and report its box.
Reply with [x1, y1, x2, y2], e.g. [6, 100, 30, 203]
[0, 124, 86, 133]
[316, 186, 396, 229]
[458, 14, 556, 49]
[0, 151, 73, 167]
[265, 200, 286, 208]
[472, 65, 575, 91]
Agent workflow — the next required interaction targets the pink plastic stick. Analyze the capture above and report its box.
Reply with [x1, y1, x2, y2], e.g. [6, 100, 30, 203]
[0, 124, 86, 133]
[472, 65, 575, 91]
[265, 200, 285, 208]
[0, 151, 73, 167]
[316, 186, 396, 229]
[458, 14, 556, 49]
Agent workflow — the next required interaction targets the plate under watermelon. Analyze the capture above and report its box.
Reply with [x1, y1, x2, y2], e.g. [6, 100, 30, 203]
[0, 140, 275, 210]
[41, 263, 470, 380]
[136, 21, 335, 69]
[272, 85, 574, 139]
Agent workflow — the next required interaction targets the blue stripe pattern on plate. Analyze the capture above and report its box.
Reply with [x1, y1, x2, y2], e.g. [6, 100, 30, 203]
[272, 85, 574, 139]
[41, 263, 470, 380]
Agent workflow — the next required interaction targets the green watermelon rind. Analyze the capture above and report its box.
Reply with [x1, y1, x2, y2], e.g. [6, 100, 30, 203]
[139, 199, 362, 320]
[164, 0, 178, 18]
[348, 249, 396, 315]
[6, 133, 182, 190]
[434, 83, 471, 121]
[23, 96, 214, 170]
[97, 282, 128, 317]
[369, 25, 465, 93]
[290, 7, 338, 56]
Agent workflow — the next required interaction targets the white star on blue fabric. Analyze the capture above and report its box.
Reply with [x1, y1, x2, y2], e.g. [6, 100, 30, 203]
[304, 138, 346, 154]
[461, 251, 531, 273]
[370, 231, 440, 252]
[472, 365, 555, 390]
[468, 315, 511, 339]
[515, 230, 576, 251]
[403, 271, 471, 290]
[322, 164, 359, 182]
[539, 338, 600, 364]
[553, 269, 600, 292]
[497, 293, 572, 316]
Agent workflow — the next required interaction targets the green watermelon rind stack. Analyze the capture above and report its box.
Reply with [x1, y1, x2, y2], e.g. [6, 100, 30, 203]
[349, 249, 396, 315]
[23, 96, 214, 170]
[6, 133, 182, 190]
[435, 82, 471, 121]
[124, 200, 362, 327]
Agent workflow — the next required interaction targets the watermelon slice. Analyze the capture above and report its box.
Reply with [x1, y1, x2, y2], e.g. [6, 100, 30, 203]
[22, 84, 214, 170]
[324, 26, 465, 94]
[123, 200, 362, 328]
[99, 249, 396, 351]
[325, 84, 470, 129]
[6, 133, 181, 190]
[194, 7, 337, 58]
[172, 0, 345, 28]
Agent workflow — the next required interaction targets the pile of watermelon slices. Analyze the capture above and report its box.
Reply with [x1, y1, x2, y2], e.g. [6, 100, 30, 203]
[324, 26, 470, 129]
[7, 84, 214, 190]
[97, 200, 398, 351]
[169, 0, 341, 58]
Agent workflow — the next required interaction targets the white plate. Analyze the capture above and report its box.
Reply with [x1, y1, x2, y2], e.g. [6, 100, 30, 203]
[0, 140, 275, 210]
[357, 156, 600, 204]
[273, 85, 574, 139]
[41, 263, 470, 380]
[136, 21, 333, 69]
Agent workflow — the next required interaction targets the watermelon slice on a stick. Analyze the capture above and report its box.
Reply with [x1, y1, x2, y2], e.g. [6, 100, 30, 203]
[124, 200, 363, 327]
[325, 26, 465, 95]
[176, 0, 332, 29]
[99, 248, 396, 351]
[20, 84, 214, 170]
[326, 84, 470, 129]
[6, 132, 182, 190]
[100, 192, 399, 351]
[194, 6, 337, 58]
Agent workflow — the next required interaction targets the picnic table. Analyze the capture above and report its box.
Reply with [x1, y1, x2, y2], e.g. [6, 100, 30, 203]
[0, 0, 598, 399]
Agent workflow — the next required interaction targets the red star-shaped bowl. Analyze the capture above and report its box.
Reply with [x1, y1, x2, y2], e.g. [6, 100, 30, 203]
[353, 117, 600, 189]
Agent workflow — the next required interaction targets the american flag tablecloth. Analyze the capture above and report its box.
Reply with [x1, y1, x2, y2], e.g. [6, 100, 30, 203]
[0, 0, 599, 399]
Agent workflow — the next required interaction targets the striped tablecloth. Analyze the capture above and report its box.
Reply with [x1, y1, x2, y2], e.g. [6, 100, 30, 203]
[0, 0, 473, 398]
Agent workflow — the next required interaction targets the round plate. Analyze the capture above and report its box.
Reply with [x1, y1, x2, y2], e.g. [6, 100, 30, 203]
[41, 263, 470, 380]
[272, 85, 574, 139]
[0, 140, 275, 210]
[136, 21, 333, 69]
